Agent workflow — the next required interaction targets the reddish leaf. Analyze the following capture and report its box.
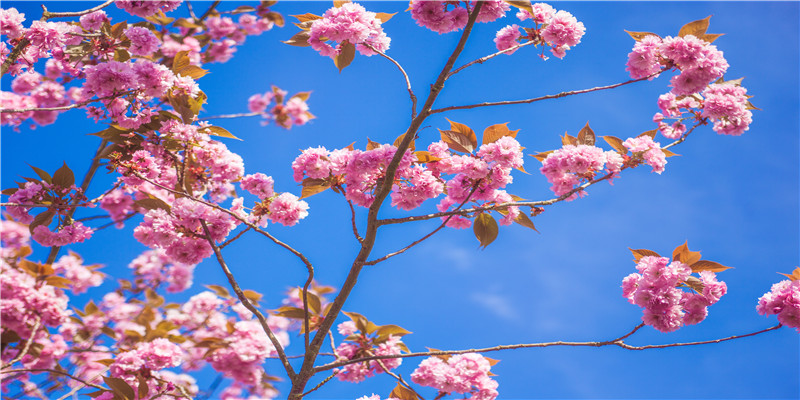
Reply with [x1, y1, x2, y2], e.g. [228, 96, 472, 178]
[672, 241, 702, 265]
[778, 267, 800, 281]
[624, 30, 660, 41]
[689, 260, 732, 273]
[103, 376, 135, 400]
[446, 118, 478, 150]
[413, 151, 441, 164]
[602, 135, 627, 153]
[561, 133, 578, 146]
[629, 248, 661, 263]
[283, 30, 311, 46]
[334, 41, 355, 72]
[531, 150, 554, 162]
[482, 122, 519, 145]
[678, 16, 712, 38]
[440, 129, 475, 153]
[301, 178, 331, 199]
[389, 383, 419, 400]
[577, 122, 596, 146]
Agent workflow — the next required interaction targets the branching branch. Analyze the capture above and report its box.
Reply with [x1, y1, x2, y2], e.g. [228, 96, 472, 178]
[448, 40, 537, 78]
[364, 43, 418, 120]
[199, 220, 297, 380]
[316, 323, 783, 373]
[1, 316, 41, 369]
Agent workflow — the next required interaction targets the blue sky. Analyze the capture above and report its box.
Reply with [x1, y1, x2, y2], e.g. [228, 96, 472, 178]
[2, 1, 799, 399]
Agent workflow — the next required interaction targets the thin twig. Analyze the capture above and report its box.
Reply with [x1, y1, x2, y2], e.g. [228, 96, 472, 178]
[199, 220, 296, 380]
[429, 69, 667, 115]
[342, 192, 364, 244]
[0, 368, 105, 391]
[300, 371, 339, 397]
[374, 358, 425, 400]
[219, 226, 250, 249]
[448, 40, 537, 78]
[1, 91, 135, 113]
[1, 316, 42, 369]
[316, 324, 783, 373]
[363, 43, 418, 120]
[365, 184, 479, 266]
[41, 0, 115, 20]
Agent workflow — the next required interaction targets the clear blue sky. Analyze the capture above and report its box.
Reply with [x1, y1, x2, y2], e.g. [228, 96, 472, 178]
[2, 1, 798, 399]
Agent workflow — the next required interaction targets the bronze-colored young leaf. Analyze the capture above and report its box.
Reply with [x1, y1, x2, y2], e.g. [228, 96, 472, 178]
[343, 311, 369, 333]
[334, 41, 356, 72]
[301, 178, 331, 199]
[440, 129, 475, 153]
[393, 132, 416, 151]
[482, 122, 519, 145]
[45, 275, 72, 289]
[145, 12, 174, 26]
[293, 20, 315, 31]
[531, 150, 554, 163]
[176, 65, 209, 80]
[29, 209, 55, 234]
[602, 135, 627, 154]
[28, 164, 52, 184]
[375, 12, 397, 23]
[103, 376, 136, 400]
[390, 383, 419, 400]
[413, 151, 441, 164]
[473, 213, 499, 249]
[577, 122, 596, 146]
[334, 0, 352, 7]
[272, 306, 308, 320]
[230, 5, 257, 14]
[172, 51, 192, 72]
[366, 137, 382, 151]
[672, 241, 702, 265]
[53, 162, 75, 188]
[283, 30, 312, 46]
[137, 378, 149, 399]
[425, 347, 451, 361]
[689, 260, 732, 273]
[484, 356, 501, 366]
[561, 133, 578, 146]
[265, 12, 285, 27]
[624, 30, 660, 41]
[85, 390, 109, 399]
[446, 118, 478, 148]
[134, 197, 171, 212]
[702, 33, 724, 43]
[683, 276, 705, 294]
[777, 267, 800, 281]
[303, 290, 322, 314]
[678, 15, 712, 38]
[629, 248, 661, 262]
[114, 49, 131, 62]
[745, 100, 761, 111]
[375, 324, 412, 338]
[243, 289, 262, 304]
[637, 129, 657, 139]
[203, 126, 241, 140]
[291, 91, 312, 102]
[291, 13, 323, 23]
[661, 148, 680, 157]
[514, 212, 538, 232]
[504, 0, 534, 15]
[1, 187, 19, 196]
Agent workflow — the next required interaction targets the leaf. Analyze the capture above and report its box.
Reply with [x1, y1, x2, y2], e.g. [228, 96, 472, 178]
[334, 41, 356, 72]
[27, 164, 52, 184]
[661, 148, 680, 157]
[291, 91, 312, 102]
[272, 306, 308, 319]
[531, 150, 554, 163]
[265, 12, 285, 27]
[678, 16, 712, 38]
[778, 267, 800, 281]
[446, 118, 478, 150]
[203, 126, 241, 140]
[390, 383, 419, 400]
[561, 133, 578, 146]
[624, 30, 660, 41]
[103, 376, 135, 400]
[638, 129, 658, 139]
[629, 248, 661, 263]
[334, 0, 352, 7]
[577, 122, 596, 146]
[413, 151, 441, 164]
[484, 356, 501, 366]
[232, 5, 257, 14]
[366, 137, 382, 151]
[52, 162, 75, 188]
[683, 276, 705, 294]
[137, 379, 149, 400]
[393, 132, 415, 151]
[114, 49, 130, 62]
[425, 347, 450, 361]
[745, 100, 760, 111]
[375, 324, 412, 338]
[145, 12, 174, 26]
[690, 260, 732, 273]
[672, 241, 702, 265]
[303, 290, 322, 314]
[503, 0, 534, 15]
[473, 213, 499, 249]
[243, 289, 262, 304]
[343, 311, 368, 333]
[602, 135, 627, 153]
[301, 178, 331, 199]
[176, 65, 209, 80]
[291, 13, 323, 23]
[45, 275, 72, 289]
[482, 122, 519, 145]
[375, 12, 397, 23]
[283, 30, 311, 47]
[134, 198, 171, 212]
[701, 33, 724, 43]
[513, 212, 538, 232]
[29, 209, 55, 234]
[172, 51, 191, 73]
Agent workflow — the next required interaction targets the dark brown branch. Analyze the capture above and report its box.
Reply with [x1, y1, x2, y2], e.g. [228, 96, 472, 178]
[199, 220, 296, 380]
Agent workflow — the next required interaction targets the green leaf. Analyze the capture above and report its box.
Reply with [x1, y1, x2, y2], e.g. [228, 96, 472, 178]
[473, 213, 499, 249]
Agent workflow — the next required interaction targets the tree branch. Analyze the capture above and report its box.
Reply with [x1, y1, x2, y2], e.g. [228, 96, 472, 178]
[363, 43, 418, 120]
[429, 69, 667, 115]
[1, 316, 41, 369]
[448, 40, 537, 78]
[199, 220, 296, 380]
[0, 368, 105, 391]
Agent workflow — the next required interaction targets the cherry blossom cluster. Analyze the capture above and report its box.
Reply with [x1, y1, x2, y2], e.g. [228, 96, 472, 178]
[411, 353, 499, 400]
[51, 253, 104, 294]
[247, 87, 313, 129]
[238, 172, 310, 227]
[0, 260, 70, 337]
[0, 219, 30, 258]
[108, 338, 184, 387]
[333, 321, 405, 383]
[410, 0, 509, 34]
[700, 82, 753, 136]
[292, 136, 524, 228]
[626, 34, 728, 95]
[6, 180, 94, 247]
[308, 2, 390, 57]
[128, 249, 195, 293]
[539, 144, 623, 200]
[622, 135, 667, 173]
[622, 256, 727, 332]
[757, 278, 800, 331]
[496, 3, 586, 59]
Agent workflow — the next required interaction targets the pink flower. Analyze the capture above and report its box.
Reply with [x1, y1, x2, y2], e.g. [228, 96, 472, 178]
[626, 35, 663, 79]
[411, 353, 498, 400]
[240, 173, 275, 199]
[125, 26, 160, 56]
[757, 279, 800, 331]
[308, 3, 390, 58]
[79, 10, 109, 30]
[701, 83, 753, 136]
[541, 10, 585, 48]
[115, 0, 181, 18]
[292, 147, 332, 182]
[267, 193, 309, 226]
[623, 136, 666, 174]
[0, 8, 26, 38]
[494, 25, 522, 54]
